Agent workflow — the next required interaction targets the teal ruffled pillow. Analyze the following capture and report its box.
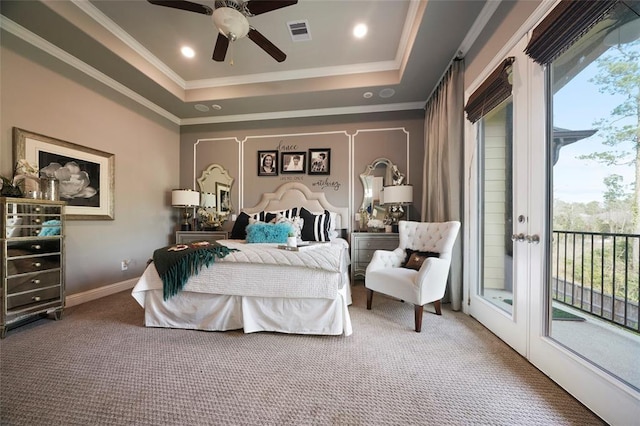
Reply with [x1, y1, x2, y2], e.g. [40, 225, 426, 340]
[245, 222, 292, 243]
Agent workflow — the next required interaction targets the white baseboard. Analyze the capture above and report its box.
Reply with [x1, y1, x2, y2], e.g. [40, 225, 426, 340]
[65, 277, 140, 308]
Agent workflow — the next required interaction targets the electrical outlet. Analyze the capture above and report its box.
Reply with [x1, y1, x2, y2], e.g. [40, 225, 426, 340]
[121, 260, 129, 271]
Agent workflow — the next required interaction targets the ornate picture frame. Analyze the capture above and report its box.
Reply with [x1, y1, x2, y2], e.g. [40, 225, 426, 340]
[13, 127, 115, 220]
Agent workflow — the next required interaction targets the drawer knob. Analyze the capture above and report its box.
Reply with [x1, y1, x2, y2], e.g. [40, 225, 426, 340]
[35, 207, 41, 212]
[34, 218, 42, 224]
[32, 296, 41, 302]
[33, 262, 42, 268]
[31, 279, 41, 284]
[31, 244, 42, 250]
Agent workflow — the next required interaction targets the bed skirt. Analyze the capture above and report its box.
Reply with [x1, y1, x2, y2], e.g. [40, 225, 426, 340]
[134, 285, 352, 336]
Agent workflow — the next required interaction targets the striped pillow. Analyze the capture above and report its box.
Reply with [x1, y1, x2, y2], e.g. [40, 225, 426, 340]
[300, 207, 331, 242]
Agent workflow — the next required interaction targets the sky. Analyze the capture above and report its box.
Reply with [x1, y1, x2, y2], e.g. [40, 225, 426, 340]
[552, 43, 638, 204]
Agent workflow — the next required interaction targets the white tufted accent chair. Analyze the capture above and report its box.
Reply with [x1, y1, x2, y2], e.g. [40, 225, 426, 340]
[365, 220, 461, 332]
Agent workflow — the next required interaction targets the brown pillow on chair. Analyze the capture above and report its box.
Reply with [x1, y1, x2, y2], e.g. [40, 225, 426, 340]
[402, 249, 439, 270]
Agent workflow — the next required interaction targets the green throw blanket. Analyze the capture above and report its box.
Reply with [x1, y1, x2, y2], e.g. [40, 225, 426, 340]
[153, 241, 237, 300]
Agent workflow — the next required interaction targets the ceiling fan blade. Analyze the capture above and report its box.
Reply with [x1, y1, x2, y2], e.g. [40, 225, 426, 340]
[213, 33, 230, 61]
[247, 27, 286, 62]
[245, 0, 297, 16]
[147, 0, 212, 15]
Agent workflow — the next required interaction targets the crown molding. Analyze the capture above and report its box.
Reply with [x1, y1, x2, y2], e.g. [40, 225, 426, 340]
[180, 101, 425, 125]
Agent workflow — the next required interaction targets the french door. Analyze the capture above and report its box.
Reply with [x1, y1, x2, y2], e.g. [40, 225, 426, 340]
[465, 28, 640, 425]
[466, 40, 531, 356]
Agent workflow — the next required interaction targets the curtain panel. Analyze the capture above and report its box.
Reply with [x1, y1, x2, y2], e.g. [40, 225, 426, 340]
[464, 57, 515, 123]
[524, 0, 618, 64]
[423, 59, 464, 310]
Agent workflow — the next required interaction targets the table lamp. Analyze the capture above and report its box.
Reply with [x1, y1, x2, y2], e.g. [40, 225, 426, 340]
[171, 189, 200, 231]
[382, 185, 413, 231]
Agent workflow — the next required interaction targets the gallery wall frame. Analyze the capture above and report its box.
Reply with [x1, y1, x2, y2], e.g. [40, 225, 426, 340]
[13, 127, 115, 220]
[257, 150, 278, 176]
[308, 148, 331, 175]
[281, 151, 306, 174]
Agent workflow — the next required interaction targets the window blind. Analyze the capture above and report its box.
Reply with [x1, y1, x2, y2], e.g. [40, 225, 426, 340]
[464, 57, 515, 124]
[524, 0, 619, 65]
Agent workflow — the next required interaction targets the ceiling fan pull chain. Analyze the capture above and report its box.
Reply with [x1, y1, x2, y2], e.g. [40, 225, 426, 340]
[229, 39, 234, 66]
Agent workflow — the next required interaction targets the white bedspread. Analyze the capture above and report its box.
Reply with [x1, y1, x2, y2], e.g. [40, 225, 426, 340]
[133, 239, 349, 300]
[217, 240, 344, 272]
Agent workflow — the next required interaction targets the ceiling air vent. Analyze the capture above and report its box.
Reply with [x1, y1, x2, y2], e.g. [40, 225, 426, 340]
[287, 20, 311, 42]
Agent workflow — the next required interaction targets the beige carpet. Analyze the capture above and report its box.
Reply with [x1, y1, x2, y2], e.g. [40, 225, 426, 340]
[0, 284, 604, 425]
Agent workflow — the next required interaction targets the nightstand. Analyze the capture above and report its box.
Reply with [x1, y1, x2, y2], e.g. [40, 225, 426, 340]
[176, 230, 228, 244]
[350, 232, 399, 283]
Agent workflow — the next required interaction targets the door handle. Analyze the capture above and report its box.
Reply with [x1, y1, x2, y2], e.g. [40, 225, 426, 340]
[511, 233, 526, 242]
[526, 234, 540, 244]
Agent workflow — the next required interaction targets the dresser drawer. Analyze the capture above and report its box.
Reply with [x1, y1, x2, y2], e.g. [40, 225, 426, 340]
[7, 239, 61, 257]
[6, 254, 61, 276]
[355, 249, 378, 265]
[355, 237, 398, 251]
[6, 286, 61, 311]
[7, 270, 61, 295]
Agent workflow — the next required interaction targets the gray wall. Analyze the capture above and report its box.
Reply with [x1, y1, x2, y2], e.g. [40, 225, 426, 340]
[180, 110, 425, 233]
[1, 32, 180, 295]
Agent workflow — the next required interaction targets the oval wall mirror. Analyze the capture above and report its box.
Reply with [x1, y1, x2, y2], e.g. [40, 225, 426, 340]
[360, 157, 398, 217]
[197, 163, 234, 219]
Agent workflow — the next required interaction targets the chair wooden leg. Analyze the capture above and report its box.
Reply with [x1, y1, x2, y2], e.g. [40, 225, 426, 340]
[433, 300, 442, 315]
[414, 305, 423, 332]
[366, 288, 373, 310]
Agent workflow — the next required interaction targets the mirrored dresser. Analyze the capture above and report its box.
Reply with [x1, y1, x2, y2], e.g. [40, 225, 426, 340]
[1, 197, 65, 338]
[350, 232, 399, 283]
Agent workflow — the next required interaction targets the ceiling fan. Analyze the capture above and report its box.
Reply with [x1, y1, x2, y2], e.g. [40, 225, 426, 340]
[148, 0, 298, 62]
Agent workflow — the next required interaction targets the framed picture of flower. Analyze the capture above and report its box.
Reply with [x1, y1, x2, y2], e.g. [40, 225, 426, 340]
[13, 127, 115, 220]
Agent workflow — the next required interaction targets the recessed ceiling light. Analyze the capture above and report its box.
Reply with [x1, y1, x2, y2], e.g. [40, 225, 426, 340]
[363, 92, 373, 99]
[211, 104, 222, 110]
[194, 104, 209, 112]
[181, 46, 195, 58]
[379, 88, 395, 98]
[353, 23, 367, 39]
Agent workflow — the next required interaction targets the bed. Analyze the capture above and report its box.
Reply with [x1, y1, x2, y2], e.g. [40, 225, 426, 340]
[131, 182, 353, 336]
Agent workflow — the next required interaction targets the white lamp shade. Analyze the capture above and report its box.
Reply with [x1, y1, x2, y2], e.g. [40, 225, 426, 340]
[171, 189, 200, 207]
[201, 192, 217, 208]
[382, 185, 413, 204]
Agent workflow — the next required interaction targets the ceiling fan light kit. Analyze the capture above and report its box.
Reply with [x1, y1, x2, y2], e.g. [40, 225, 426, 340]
[147, 0, 298, 63]
[212, 6, 250, 40]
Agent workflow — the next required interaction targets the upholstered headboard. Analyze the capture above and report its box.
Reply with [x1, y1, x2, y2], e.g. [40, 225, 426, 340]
[243, 182, 349, 230]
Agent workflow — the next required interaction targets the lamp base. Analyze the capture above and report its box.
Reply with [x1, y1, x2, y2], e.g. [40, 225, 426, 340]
[180, 223, 192, 231]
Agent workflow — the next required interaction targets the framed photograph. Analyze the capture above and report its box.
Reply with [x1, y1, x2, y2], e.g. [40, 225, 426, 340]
[258, 150, 278, 176]
[281, 151, 306, 174]
[308, 149, 331, 175]
[13, 127, 115, 220]
[216, 182, 231, 214]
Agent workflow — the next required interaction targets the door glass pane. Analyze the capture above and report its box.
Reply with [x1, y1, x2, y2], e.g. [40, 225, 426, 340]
[549, 3, 640, 390]
[480, 99, 514, 314]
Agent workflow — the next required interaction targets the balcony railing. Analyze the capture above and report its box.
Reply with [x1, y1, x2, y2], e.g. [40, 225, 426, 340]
[552, 230, 640, 333]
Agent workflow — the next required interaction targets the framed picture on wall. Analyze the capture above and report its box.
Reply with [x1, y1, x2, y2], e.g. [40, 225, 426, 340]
[13, 127, 115, 220]
[281, 152, 306, 174]
[258, 150, 278, 176]
[308, 149, 331, 175]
